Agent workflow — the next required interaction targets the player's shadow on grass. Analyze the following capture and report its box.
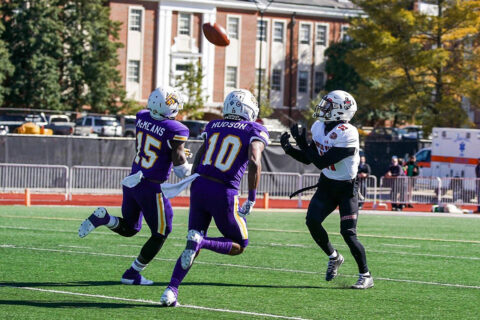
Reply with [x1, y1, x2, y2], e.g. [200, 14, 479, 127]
[0, 300, 149, 309]
[173, 281, 349, 290]
[0, 281, 130, 287]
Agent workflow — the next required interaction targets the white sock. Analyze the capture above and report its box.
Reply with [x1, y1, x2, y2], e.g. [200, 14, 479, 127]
[329, 250, 338, 259]
[360, 272, 371, 277]
[106, 216, 119, 229]
[132, 259, 147, 272]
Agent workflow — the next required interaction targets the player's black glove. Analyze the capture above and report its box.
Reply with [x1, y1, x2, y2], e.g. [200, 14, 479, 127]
[290, 123, 308, 150]
[280, 132, 293, 153]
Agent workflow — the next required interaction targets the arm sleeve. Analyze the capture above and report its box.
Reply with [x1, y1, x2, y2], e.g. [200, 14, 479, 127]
[305, 146, 356, 170]
[285, 146, 312, 164]
[366, 164, 372, 175]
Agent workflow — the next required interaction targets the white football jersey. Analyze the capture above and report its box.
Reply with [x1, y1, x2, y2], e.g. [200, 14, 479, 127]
[311, 120, 360, 180]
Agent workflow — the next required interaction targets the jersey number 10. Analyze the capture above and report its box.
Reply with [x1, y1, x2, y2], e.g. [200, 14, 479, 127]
[202, 133, 242, 172]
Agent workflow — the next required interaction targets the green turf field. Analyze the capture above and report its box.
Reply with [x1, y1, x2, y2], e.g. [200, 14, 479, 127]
[1, 206, 479, 319]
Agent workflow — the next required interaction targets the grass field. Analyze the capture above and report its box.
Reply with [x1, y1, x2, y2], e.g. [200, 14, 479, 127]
[1, 206, 480, 319]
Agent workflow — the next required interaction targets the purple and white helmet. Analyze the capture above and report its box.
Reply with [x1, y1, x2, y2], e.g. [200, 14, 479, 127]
[147, 86, 183, 120]
[223, 89, 259, 122]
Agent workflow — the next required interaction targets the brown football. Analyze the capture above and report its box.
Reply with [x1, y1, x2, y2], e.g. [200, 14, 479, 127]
[202, 22, 230, 46]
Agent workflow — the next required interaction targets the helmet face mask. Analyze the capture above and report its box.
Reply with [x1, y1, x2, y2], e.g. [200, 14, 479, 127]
[223, 89, 259, 122]
[313, 90, 357, 122]
[147, 86, 183, 120]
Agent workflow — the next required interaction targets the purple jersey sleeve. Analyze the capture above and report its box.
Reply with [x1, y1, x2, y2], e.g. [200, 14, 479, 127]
[195, 120, 269, 189]
[131, 110, 189, 182]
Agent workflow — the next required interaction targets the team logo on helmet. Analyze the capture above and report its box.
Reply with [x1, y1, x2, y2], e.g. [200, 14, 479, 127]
[344, 97, 352, 110]
[165, 93, 179, 107]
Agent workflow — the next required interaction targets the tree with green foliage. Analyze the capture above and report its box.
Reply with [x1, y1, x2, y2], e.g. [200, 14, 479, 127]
[1, 1, 64, 110]
[0, 20, 13, 106]
[348, 0, 480, 131]
[324, 40, 363, 93]
[58, 0, 125, 113]
[251, 74, 273, 119]
[0, 0, 126, 112]
[175, 61, 206, 119]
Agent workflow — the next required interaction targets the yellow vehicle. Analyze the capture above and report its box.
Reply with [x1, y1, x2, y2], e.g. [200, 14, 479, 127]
[15, 122, 53, 135]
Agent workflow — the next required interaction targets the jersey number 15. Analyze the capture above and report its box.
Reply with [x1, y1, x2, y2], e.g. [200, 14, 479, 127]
[134, 132, 162, 169]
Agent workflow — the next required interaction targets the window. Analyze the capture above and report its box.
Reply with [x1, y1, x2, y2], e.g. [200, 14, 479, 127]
[127, 60, 140, 83]
[298, 71, 309, 93]
[129, 9, 142, 32]
[341, 25, 350, 41]
[175, 64, 189, 71]
[226, 66, 237, 88]
[314, 71, 324, 93]
[257, 20, 267, 41]
[316, 24, 327, 45]
[271, 69, 282, 91]
[273, 21, 284, 42]
[300, 24, 311, 44]
[227, 17, 239, 39]
[84, 118, 92, 126]
[179, 13, 191, 36]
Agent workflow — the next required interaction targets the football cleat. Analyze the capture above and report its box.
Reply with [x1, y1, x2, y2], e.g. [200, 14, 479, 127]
[78, 207, 110, 238]
[325, 252, 344, 281]
[121, 269, 153, 286]
[160, 287, 179, 307]
[180, 229, 203, 270]
[351, 274, 374, 289]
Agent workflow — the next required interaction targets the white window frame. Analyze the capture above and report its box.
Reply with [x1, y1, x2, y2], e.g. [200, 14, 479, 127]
[127, 60, 141, 83]
[257, 19, 268, 42]
[315, 23, 328, 46]
[271, 69, 282, 91]
[129, 8, 143, 32]
[227, 16, 240, 40]
[299, 23, 311, 45]
[273, 21, 285, 43]
[178, 12, 192, 36]
[225, 66, 237, 88]
[298, 70, 309, 93]
[341, 25, 350, 42]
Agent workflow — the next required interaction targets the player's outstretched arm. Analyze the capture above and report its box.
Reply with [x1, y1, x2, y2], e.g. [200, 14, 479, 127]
[305, 146, 355, 170]
[280, 132, 312, 164]
[239, 140, 265, 217]
[171, 140, 192, 178]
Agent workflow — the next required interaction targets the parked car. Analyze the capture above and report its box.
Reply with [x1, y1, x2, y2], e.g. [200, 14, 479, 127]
[180, 120, 208, 139]
[401, 125, 432, 140]
[123, 115, 136, 137]
[74, 116, 122, 137]
[365, 127, 404, 141]
[44, 115, 75, 135]
[0, 113, 48, 133]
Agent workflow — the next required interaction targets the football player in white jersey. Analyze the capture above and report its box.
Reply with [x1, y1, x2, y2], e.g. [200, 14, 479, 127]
[280, 90, 373, 289]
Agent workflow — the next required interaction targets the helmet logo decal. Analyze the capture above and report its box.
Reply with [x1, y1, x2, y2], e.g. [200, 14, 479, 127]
[165, 93, 179, 107]
[344, 97, 352, 110]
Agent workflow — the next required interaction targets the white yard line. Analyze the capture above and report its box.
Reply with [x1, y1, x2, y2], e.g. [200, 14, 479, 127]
[0, 285, 310, 320]
[1, 244, 479, 290]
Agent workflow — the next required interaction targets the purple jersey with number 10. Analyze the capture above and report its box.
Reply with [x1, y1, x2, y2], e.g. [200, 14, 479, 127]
[195, 119, 269, 189]
[131, 109, 189, 182]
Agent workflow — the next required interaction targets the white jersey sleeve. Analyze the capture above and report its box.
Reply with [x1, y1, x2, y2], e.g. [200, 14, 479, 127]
[330, 123, 358, 148]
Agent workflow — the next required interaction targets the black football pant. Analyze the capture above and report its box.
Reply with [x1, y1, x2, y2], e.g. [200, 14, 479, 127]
[305, 175, 369, 274]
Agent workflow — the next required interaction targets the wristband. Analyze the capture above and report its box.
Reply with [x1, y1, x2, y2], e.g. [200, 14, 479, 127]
[248, 189, 257, 202]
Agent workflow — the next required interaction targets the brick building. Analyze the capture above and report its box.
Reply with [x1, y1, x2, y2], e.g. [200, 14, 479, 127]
[109, 0, 362, 120]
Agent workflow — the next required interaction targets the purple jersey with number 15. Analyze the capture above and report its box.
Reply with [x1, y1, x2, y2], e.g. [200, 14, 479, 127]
[195, 119, 269, 189]
[131, 109, 189, 182]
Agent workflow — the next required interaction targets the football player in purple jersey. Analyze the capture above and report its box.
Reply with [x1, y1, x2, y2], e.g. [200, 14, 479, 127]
[159, 89, 269, 306]
[78, 86, 191, 285]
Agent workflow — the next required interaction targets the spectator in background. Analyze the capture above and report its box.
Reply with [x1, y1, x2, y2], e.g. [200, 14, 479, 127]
[405, 155, 419, 208]
[386, 156, 405, 211]
[476, 159, 480, 213]
[357, 156, 371, 209]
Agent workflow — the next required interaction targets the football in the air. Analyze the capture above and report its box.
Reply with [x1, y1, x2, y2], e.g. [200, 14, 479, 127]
[202, 22, 230, 46]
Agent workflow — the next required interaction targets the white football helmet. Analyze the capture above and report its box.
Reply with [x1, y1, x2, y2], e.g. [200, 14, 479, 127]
[223, 89, 259, 122]
[313, 90, 357, 122]
[147, 86, 183, 120]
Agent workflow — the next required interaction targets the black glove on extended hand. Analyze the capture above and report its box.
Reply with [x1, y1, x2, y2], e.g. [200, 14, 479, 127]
[280, 132, 293, 153]
[290, 123, 308, 150]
